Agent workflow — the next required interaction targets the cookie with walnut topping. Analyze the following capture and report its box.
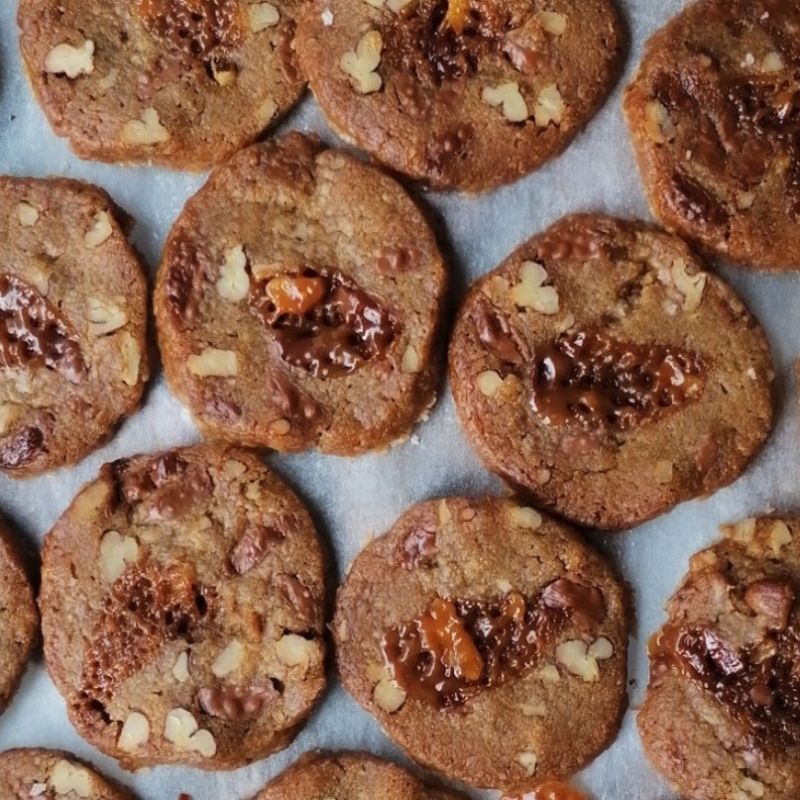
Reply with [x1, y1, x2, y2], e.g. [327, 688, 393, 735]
[334, 496, 628, 793]
[0, 176, 148, 478]
[39, 443, 326, 770]
[639, 517, 800, 800]
[449, 214, 774, 531]
[18, 0, 305, 170]
[0, 749, 132, 800]
[154, 133, 446, 455]
[624, 0, 800, 270]
[296, 0, 625, 191]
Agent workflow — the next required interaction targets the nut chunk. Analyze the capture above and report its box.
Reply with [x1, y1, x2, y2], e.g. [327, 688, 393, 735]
[340, 31, 383, 94]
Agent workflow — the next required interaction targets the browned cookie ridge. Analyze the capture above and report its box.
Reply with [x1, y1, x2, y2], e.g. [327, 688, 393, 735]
[334, 497, 628, 792]
[39, 444, 326, 770]
[624, 0, 800, 270]
[296, 0, 625, 191]
[18, 0, 305, 169]
[0, 177, 148, 477]
[449, 214, 774, 531]
[154, 133, 446, 455]
[639, 517, 800, 800]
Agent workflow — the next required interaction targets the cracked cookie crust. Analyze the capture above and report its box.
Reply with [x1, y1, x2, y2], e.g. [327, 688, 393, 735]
[296, 0, 625, 192]
[39, 443, 326, 771]
[334, 497, 628, 793]
[624, 0, 800, 270]
[154, 133, 446, 455]
[639, 517, 800, 800]
[18, 0, 305, 170]
[449, 214, 774, 531]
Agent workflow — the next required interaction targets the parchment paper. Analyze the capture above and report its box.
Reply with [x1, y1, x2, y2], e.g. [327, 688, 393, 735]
[1, 1, 799, 797]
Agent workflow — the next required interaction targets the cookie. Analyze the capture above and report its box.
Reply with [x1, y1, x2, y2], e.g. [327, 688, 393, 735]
[154, 133, 446, 455]
[449, 214, 774, 531]
[623, 0, 800, 270]
[0, 519, 37, 716]
[39, 443, 326, 770]
[296, 0, 625, 191]
[0, 177, 148, 477]
[0, 749, 131, 800]
[334, 496, 628, 793]
[18, 0, 305, 170]
[639, 517, 800, 800]
[253, 751, 463, 799]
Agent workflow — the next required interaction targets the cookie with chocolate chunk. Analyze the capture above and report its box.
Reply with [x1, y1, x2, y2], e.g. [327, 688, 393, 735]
[18, 0, 304, 170]
[0, 177, 149, 477]
[449, 214, 774, 530]
[0, 749, 131, 799]
[624, 0, 800, 270]
[253, 751, 463, 799]
[639, 517, 800, 800]
[154, 133, 446, 455]
[0, 519, 37, 716]
[334, 496, 628, 793]
[296, 0, 624, 192]
[39, 443, 326, 770]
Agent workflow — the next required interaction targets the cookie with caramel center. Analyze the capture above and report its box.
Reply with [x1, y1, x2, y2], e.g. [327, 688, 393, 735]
[449, 214, 774, 530]
[624, 0, 800, 269]
[39, 443, 326, 770]
[639, 517, 800, 800]
[154, 133, 446, 455]
[334, 496, 628, 793]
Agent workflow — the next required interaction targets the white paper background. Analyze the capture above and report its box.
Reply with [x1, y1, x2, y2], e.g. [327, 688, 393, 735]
[1, 1, 799, 797]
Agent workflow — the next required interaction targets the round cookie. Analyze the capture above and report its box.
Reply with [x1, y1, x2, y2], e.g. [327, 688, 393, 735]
[0, 177, 148, 477]
[154, 133, 446, 455]
[334, 496, 628, 793]
[623, 0, 800, 270]
[449, 214, 774, 531]
[0, 520, 37, 716]
[39, 443, 326, 770]
[252, 752, 463, 799]
[639, 517, 800, 800]
[18, 0, 305, 170]
[0, 749, 131, 800]
[296, 0, 625, 191]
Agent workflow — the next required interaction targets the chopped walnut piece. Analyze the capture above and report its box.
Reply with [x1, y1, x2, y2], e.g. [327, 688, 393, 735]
[187, 348, 238, 377]
[373, 673, 407, 712]
[16, 202, 39, 227]
[645, 100, 677, 143]
[556, 639, 601, 681]
[249, 2, 280, 31]
[534, 83, 564, 127]
[670, 258, 707, 312]
[340, 31, 383, 94]
[212, 640, 244, 677]
[482, 82, 529, 122]
[516, 751, 538, 776]
[50, 760, 92, 796]
[477, 370, 504, 397]
[118, 711, 150, 752]
[510, 260, 559, 314]
[401, 345, 421, 373]
[769, 520, 793, 554]
[88, 298, 127, 336]
[121, 107, 170, 145]
[163, 708, 217, 757]
[216, 245, 250, 302]
[275, 633, 318, 668]
[761, 51, 784, 72]
[45, 40, 95, 78]
[119, 332, 141, 386]
[538, 10, 567, 34]
[99, 530, 139, 582]
[510, 506, 543, 530]
[84, 211, 113, 248]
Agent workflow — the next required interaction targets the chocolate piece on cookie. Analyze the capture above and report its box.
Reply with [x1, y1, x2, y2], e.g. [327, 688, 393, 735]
[296, 0, 625, 191]
[39, 444, 326, 770]
[154, 133, 446, 455]
[624, 0, 800, 270]
[18, 0, 305, 170]
[449, 214, 774, 530]
[334, 497, 628, 793]
[639, 517, 800, 800]
[0, 177, 148, 477]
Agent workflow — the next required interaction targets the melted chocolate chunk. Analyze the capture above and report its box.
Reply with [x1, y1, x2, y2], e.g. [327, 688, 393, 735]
[197, 684, 279, 721]
[475, 305, 522, 364]
[0, 274, 86, 383]
[531, 330, 705, 431]
[165, 237, 210, 328]
[402, 525, 437, 569]
[274, 573, 315, 621]
[381, 577, 606, 708]
[229, 524, 285, 575]
[0, 425, 45, 469]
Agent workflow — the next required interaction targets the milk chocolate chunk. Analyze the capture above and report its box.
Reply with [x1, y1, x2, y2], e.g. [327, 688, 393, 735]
[197, 684, 279, 721]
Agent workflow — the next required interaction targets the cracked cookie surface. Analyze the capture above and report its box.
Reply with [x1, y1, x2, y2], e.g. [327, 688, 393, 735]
[334, 496, 628, 793]
[449, 214, 774, 531]
[624, 0, 800, 270]
[39, 443, 326, 770]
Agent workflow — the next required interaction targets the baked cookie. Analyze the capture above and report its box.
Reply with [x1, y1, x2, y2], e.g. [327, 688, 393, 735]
[154, 133, 446, 455]
[624, 0, 800, 270]
[449, 214, 774, 531]
[253, 752, 463, 799]
[18, 0, 305, 170]
[296, 0, 625, 191]
[39, 443, 326, 770]
[639, 517, 800, 800]
[0, 519, 37, 716]
[334, 497, 628, 793]
[0, 749, 131, 800]
[0, 177, 148, 477]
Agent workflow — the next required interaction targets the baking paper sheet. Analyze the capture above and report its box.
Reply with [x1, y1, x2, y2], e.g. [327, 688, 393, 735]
[1, 1, 799, 797]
